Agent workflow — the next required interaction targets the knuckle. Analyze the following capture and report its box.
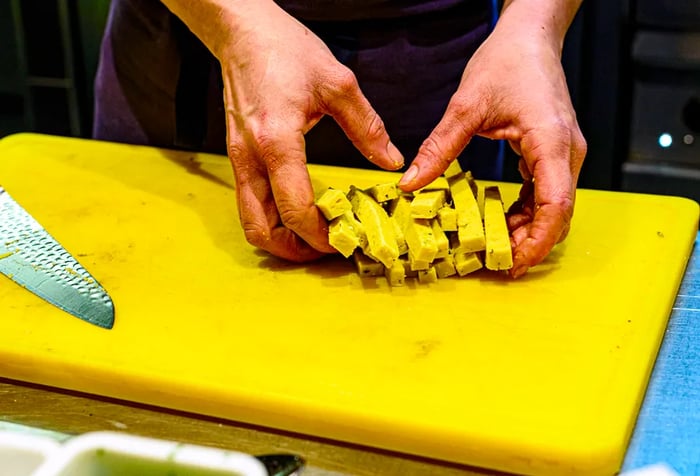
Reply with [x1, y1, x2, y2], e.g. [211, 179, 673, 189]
[249, 125, 288, 170]
[278, 205, 308, 232]
[573, 129, 588, 161]
[418, 135, 452, 169]
[363, 112, 387, 142]
[226, 139, 246, 162]
[331, 67, 360, 97]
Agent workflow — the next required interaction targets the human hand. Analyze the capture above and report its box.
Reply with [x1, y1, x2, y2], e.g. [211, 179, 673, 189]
[175, 1, 404, 261]
[398, 0, 586, 278]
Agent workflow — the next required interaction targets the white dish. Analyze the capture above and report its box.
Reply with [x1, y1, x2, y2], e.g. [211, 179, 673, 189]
[1, 430, 268, 476]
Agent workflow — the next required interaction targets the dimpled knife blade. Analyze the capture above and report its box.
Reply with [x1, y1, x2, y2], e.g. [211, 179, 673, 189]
[0, 186, 114, 329]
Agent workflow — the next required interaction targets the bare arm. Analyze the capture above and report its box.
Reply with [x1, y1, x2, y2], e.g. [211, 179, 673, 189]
[159, 0, 404, 261]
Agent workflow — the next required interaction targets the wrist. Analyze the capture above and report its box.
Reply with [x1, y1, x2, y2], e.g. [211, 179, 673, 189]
[159, 0, 280, 60]
[497, 0, 582, 56]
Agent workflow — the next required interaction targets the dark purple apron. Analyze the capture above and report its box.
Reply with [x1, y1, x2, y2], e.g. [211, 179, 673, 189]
[93, 0, 502, 179]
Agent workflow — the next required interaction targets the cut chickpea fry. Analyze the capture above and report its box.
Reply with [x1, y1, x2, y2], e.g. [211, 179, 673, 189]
[366, 182, 399, 203]
[317, 168, 516, 287]
[448, 172, 485, 253]
[348, 186, 399, 268]
[328, 212, 362, 258]
[316, 187, 352, 220]
[410, 189, 446, 219]
[483, 186, 514, 271]
[404, 217, 438, 262]
[353, 250, 384, 277]
[431, 219, 450, 259]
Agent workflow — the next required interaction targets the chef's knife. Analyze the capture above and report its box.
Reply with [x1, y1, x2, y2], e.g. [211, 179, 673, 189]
[0, 186, 114, 329]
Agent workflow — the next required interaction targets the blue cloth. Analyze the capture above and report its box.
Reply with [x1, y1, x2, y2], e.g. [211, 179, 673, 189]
[624, 232, 700, 475]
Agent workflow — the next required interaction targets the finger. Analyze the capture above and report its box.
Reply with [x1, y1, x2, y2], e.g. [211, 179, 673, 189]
[398, 95, 483, 192]
[260, 129, 337, 255]
[517, 157, 532, 181]
[228, 135, 331, 262]
[324, 69, 404, 171]
[509, 140, 523, 157]
[509, 130, 575, 278]
[505, 176, 534, 231]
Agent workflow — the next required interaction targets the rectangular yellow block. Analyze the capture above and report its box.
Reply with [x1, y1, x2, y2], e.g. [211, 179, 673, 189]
[353, 250, 384, 277]
[316, 187, 352, 220]
[448, 173, 485, 252]
[433, 257, 457, 279]
[404, 218, 438, 262]
[484, 186, 513, 270]
[443, 159, 463, 179]
[384, 261, 406, 287]
[431, 219, 450, 259]
[328, 211, 362, 258]
[454, 251, 483, 276]
[437, 206, 458, 232]
[417, 266, 438, 284]
[390, 216, 408, 255]
[410, 189, 446, 219]
[366, 182, 399, 203]
[388, 195, 413, 230]
[398, 256, 419, 278]
[348, 186, 399, 268]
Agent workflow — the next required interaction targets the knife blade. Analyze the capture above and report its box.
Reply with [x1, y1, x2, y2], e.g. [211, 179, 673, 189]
[0, 186, 114, 329]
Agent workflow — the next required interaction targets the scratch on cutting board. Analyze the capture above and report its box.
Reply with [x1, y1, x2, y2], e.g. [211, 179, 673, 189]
[414, 339, 441, 359]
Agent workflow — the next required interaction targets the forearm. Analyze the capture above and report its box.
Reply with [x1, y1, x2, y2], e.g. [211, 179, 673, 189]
[158, 0, 285, 59]
[498, 0, 583, 55]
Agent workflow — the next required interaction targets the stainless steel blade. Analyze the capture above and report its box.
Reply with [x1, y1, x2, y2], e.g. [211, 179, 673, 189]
[0, 186, 114, 329]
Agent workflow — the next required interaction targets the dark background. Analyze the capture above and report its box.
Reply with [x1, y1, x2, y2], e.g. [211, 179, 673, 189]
[1, 0, 698, 201]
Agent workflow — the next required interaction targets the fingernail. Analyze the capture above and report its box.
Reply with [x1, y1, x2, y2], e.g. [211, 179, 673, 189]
[399, 164, 418, 187]
[387, 141, 404, 169]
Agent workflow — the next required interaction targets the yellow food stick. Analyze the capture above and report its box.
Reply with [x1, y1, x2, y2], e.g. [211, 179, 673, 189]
[389, 216, 408, 255]
[404, 218, 438, 262]
[328, 212, 361, 258]
[384, 261, 406, 287]
[388, 194, 413, 230]
[483, 186, 513, 270]
[316, 187, 352, 220]
[448, 172, 485, 252]
[464, 170, 478, 198]
[454, 251, 483, 276]
[443, 160, 463, 179]
[417, 266, 438, 284]
[437, 206, 458, 232]
[408, 253, 431, 271]
[430, 219, 450, 259]
[410, 189, 447, 219]
[353, 250, 384, 277]
[433, 257, 457, 279]
[366, 182, 399, 203]
[348, 186, 399, 268]
[399, 256, 419, 278]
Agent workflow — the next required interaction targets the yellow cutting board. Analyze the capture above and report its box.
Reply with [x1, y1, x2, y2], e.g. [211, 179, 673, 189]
[0, 133, 697, 475]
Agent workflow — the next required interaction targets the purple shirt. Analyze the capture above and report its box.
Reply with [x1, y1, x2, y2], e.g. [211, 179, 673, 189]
[93, 0, 502, 178]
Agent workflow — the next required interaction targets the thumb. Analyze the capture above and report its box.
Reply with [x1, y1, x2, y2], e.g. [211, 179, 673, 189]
[398, 96, 484, 192]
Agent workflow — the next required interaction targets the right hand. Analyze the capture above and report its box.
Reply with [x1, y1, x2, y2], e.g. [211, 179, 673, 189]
[210, 2, 404, 261]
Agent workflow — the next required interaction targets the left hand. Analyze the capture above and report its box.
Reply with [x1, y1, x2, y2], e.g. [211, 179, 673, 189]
[398, 1, 587, 278]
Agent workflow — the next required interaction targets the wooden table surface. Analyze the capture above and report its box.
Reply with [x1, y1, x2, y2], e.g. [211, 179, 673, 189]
[0, 377, 505, 476]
